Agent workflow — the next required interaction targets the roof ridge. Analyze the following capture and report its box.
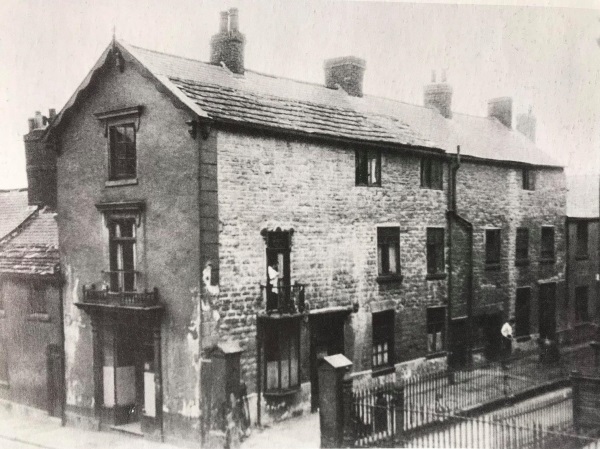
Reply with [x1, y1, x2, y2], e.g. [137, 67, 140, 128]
[127, 42, 211, 66]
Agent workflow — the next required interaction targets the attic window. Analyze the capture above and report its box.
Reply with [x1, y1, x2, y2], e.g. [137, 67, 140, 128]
[421, 157, 443, 190]
[356, 149, 381, 187]
[522, 168, 535, 190]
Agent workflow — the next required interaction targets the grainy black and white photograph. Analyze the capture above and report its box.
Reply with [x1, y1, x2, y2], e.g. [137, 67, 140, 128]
[0, 0, 599, 448]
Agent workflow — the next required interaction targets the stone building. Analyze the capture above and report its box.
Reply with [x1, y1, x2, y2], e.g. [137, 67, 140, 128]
[0, 179, 62, 418]
[34, 9, 566, 442]
[564, 175, 599, 344]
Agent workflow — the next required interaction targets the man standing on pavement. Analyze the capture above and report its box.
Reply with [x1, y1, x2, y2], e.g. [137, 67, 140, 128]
[501, 317, 515, 368]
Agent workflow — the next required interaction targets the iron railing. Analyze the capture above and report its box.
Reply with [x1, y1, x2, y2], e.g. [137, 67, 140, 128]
[259, 282, 306, 314]
[82, 284, 159, 307]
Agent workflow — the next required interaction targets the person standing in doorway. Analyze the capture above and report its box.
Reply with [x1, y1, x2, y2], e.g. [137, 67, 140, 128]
[501, 317, 515, 368]
[267, 261, 279, 310]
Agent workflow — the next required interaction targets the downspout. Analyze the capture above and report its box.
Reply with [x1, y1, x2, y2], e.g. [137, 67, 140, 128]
[58, 273, 66, 426]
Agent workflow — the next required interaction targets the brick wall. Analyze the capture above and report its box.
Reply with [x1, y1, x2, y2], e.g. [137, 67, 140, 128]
[215, 129, 448, 397]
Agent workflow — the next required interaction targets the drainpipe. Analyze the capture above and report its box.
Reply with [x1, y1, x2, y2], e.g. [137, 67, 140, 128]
[58, 273, 66, 426]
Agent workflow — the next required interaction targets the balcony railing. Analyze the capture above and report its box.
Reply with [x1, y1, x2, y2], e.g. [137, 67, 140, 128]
[260, 282, 306, 315]
[82, 284, 159, 308]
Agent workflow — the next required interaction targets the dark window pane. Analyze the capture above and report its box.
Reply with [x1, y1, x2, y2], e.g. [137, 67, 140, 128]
[427, 307, 445, 352]
[28, 285, 47, 314]
[522, 169, 535, 190]
[264, 322, 300, 391]
[516, 228, 529, 261]
[421, 158, 443, 190]
[541, 227, 555, 260]
[427, 228, 444, 274]
[372, 310, 394, 368]
[485, 229, 501, 264]
[109, 124, 136, 180]
[576, 222, 588, 257]
[356, 149, 380, 186]
[515, 288, 531, 337]
[575, 286, 589, 322]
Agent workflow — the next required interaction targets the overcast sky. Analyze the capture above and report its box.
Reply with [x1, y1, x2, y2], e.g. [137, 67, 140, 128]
[1, 0, 599, 189]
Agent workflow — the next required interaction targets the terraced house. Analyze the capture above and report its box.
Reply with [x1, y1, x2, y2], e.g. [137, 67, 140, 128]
[31, 9, 566, 444]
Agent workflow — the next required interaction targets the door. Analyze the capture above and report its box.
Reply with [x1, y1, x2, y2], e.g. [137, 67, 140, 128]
[482, 313, 502, 361]
[448, 318, 469, 369]
[310, 313, 345, 411]
[539, 283, 557, 340]
[46, 344, 64, 418]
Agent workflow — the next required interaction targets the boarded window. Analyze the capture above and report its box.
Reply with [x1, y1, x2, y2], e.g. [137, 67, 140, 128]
[420, 157, 443, 190]
[264, 320, 300, 392]
[515, 288, 531, 337]
[426, 228, 445, 274]
[372, 310, 394, 369]
[516, 228, 529, 262]
[28, 284, 47, 315]
[427, 307, 446, 352]
[377, 227, 400, 276]
[576, 222, 588, 258]
[485, 229, 501, 265]
[541, 226, 555, 260]
[575, 286, 589, 322]
[109, 124, 136, 180]
[355, 149, 381, 186]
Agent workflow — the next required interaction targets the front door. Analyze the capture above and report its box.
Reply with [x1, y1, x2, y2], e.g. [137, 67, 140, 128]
[539, 283, 557, 340]
[482, 313, 502, 361]
[448, 318, 469, 369]
[310, 313, 345, 411]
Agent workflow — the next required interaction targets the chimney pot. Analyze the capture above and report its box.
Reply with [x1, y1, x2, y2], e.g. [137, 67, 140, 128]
[49, 108, 56, 121]
[219, 11, 228, 33]
[34, 111, 44, 129]
[488, 97, 512, 128]
[229, 8, 239, 32]
[28, 118, 35, 132]
[324, 56, 366, 97]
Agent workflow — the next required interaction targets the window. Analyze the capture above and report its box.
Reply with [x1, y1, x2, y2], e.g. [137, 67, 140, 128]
[515, 288, 531, 338]
[426, 228, 445, 276]
[377, 227, 400, 278]
[109, 218, 137, 292]
[420, 157, 443, 190]
[541, 226, 555, 261]
[485, 229, 501, 266]
[355, 149, 381, 186]
[575, 286, 589, 322]
[427, 307, 445, 353]
[516, 228, 529, 263]
[109, 124, 136, 180]
[265, 231, 291, 312]
[372, 310, 394, 370]
[264, 320, 300, 393]
[28, 284, 47, 315]
[522, 168, 535, 190]
[576, 222, 589, 258]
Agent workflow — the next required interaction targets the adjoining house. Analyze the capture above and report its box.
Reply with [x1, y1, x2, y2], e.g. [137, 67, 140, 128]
[0, 179, 62, 418]
[564, 175, 599, 345]
[28, 8, 566, 444]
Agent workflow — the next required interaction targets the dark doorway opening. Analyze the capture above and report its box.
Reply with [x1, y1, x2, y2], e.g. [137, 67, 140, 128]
[448, 318, 469, 369]
[310, 313, 345, 411]
[539, 283, 557, 340]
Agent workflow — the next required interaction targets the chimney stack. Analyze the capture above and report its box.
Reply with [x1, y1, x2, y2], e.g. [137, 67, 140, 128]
[516, 109, 536, 142]
[24, 109, 57, 209]
[324, 56, 366, 97]
[210, 8, 246, 75]
[488, 97, 512, 128]
[424, 69, 453, 119]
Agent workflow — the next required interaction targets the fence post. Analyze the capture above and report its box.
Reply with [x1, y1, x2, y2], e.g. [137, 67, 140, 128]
[318, 354, 353, 448]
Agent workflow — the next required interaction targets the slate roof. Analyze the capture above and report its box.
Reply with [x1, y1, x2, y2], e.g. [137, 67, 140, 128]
[0, 190, 36, 242]
[0, 190, 59, 276]
[567, 175, 600, 218]
[123, 42, 560, 167]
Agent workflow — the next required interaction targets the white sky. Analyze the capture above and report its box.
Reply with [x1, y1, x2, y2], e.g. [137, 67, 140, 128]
[1, 0, 599, 189]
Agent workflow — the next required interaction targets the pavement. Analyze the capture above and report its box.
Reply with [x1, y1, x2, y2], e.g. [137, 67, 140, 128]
[239, 411, 319, 449]
[0, 408, 182, 449]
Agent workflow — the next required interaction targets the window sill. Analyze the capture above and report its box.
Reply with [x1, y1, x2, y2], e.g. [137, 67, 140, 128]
[575, 254, 589, 261]
[515, 259, 530, 267]
[426, 351, 447, 360]
[515, 335, 531, 343]
[485, 263, 501, 271]
[539, 258, 556, 265]
[27, 313, 51, 323]
[105, 178, 138, 188]
[376, 275, 403, 285]
[355, 183, 381, 188]
[426, 273, 447, 281]
[371, 365, 395, 377]
[263, 387, 301, 399]
[420, 186, 443, 191]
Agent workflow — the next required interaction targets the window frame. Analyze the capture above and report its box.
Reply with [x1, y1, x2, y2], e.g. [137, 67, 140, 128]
[515, 287, 531, 339]
[522, 168, 535, 191]
[420, 157, 443, 190]
[515, 227, 529, 265]
[263, 319, 301, 394]
[108, 217, 138, 293]
[576, 222, 589, 259]
[355, 149, 381, 187]
[426, 228, 445, 277]
[27, 283, 48, 317]
[575, 286, 589, 323]
[540, 226, 555, 262]
[372, 310, 395, 372]
[426, 306, 446, 354]
[485, 228, 501, 268]
[377, 227, 401, 281]
[108, 123, 137, 181]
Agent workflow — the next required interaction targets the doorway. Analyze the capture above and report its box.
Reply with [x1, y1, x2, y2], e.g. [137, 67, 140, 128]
[539, 283, 557, 340]
[310, 313, 345, 411]
[448, 318, 469, 369]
